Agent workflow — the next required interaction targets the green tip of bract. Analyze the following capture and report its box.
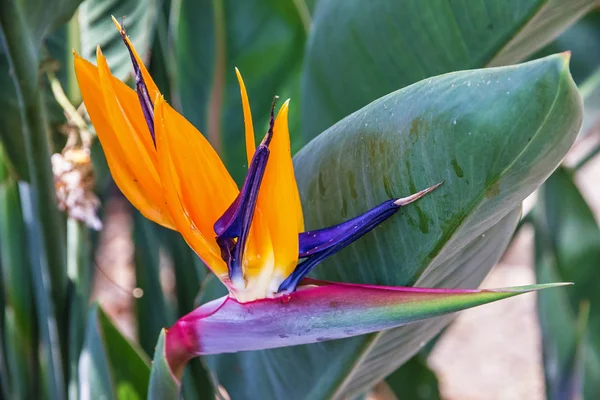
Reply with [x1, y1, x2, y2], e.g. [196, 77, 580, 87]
[488, 282, 573, 293]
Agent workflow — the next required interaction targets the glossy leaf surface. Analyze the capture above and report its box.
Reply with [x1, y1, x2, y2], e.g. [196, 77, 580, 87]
[302, 0, 593, 140]
[208, 55, 582, 399]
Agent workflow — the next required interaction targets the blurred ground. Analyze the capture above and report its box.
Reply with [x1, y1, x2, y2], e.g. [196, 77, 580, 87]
[91, 137, 600, 399]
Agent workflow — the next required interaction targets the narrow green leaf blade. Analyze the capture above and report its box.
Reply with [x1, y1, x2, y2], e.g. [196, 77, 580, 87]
[132, 212, 171, 357]
[0, 147, 36, 398]
[535, 167, 600, 398]
[0, 1, 69, 362]
[79, 304, 151, 399]
[19, 183, 64, 400]
[0, 37, 28, 179]
[66, 218, 93, 400]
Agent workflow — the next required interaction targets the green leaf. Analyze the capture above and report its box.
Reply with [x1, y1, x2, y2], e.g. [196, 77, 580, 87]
[158, 229, 214, 399]
[19, 0, 82, 47]
[3, 309, 35, 399]
[160, 230, 205, 317]
[0, 147, 37, 398]
[0, 0, 69, 361]
[66, 218, 93, 399]
[533, 9, 600, 84]
[0, 40, 29, 180]
[535, 167, 600, 399]
[44, 16, 82, 128]
[175, 0, 306, 182]
[79, 0, 159, 81]
[385, 354, 440, 400]
[0, 0, 83, 178]
[79, 304, 151, 399]
[540, 168, 600, 327]
[578, 67, 600, 142]
[301, 0, 593, 140]
[148, 329, 179, 400]
[207, 55, 582, 399]
[19, 183, 64, 400]
[132, 212, 171, 357]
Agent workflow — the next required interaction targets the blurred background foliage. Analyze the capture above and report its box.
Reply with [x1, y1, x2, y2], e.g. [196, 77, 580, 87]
[0, 0, 599, 399]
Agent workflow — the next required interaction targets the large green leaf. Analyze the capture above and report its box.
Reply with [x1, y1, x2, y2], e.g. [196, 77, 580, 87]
[79, 304, 151, 399]
[301, 0, 593, 140]
[535, 167, 600, 399]
[385, 353, 440, 400]
[79, 0, 159, 80]
[175, 0, 306, 182]
[18, 0, 82, 47]
[207, 55, 582, 399]
[132, 212, 171, 357]
[0, 38, 28, 180]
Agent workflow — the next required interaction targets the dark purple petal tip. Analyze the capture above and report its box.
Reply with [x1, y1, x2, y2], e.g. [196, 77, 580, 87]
[118, 21, 156, 145]
[214, 99, 280, 283]
[278, 182, 443, 293]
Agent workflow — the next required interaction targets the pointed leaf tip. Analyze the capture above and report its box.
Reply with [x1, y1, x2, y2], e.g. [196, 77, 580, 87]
[149, 329, 181, 400]
[487, 282, 573, 293]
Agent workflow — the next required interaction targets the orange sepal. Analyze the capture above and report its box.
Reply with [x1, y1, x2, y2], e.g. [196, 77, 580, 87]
[154, 96, 232, 278]
[256, 100, 304, 280]
[73, 50, 174, 229]
[152, 95, 238, 244]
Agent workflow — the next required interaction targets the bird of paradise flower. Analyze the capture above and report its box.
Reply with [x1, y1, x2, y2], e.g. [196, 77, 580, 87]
[73, 17, 569, 385]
